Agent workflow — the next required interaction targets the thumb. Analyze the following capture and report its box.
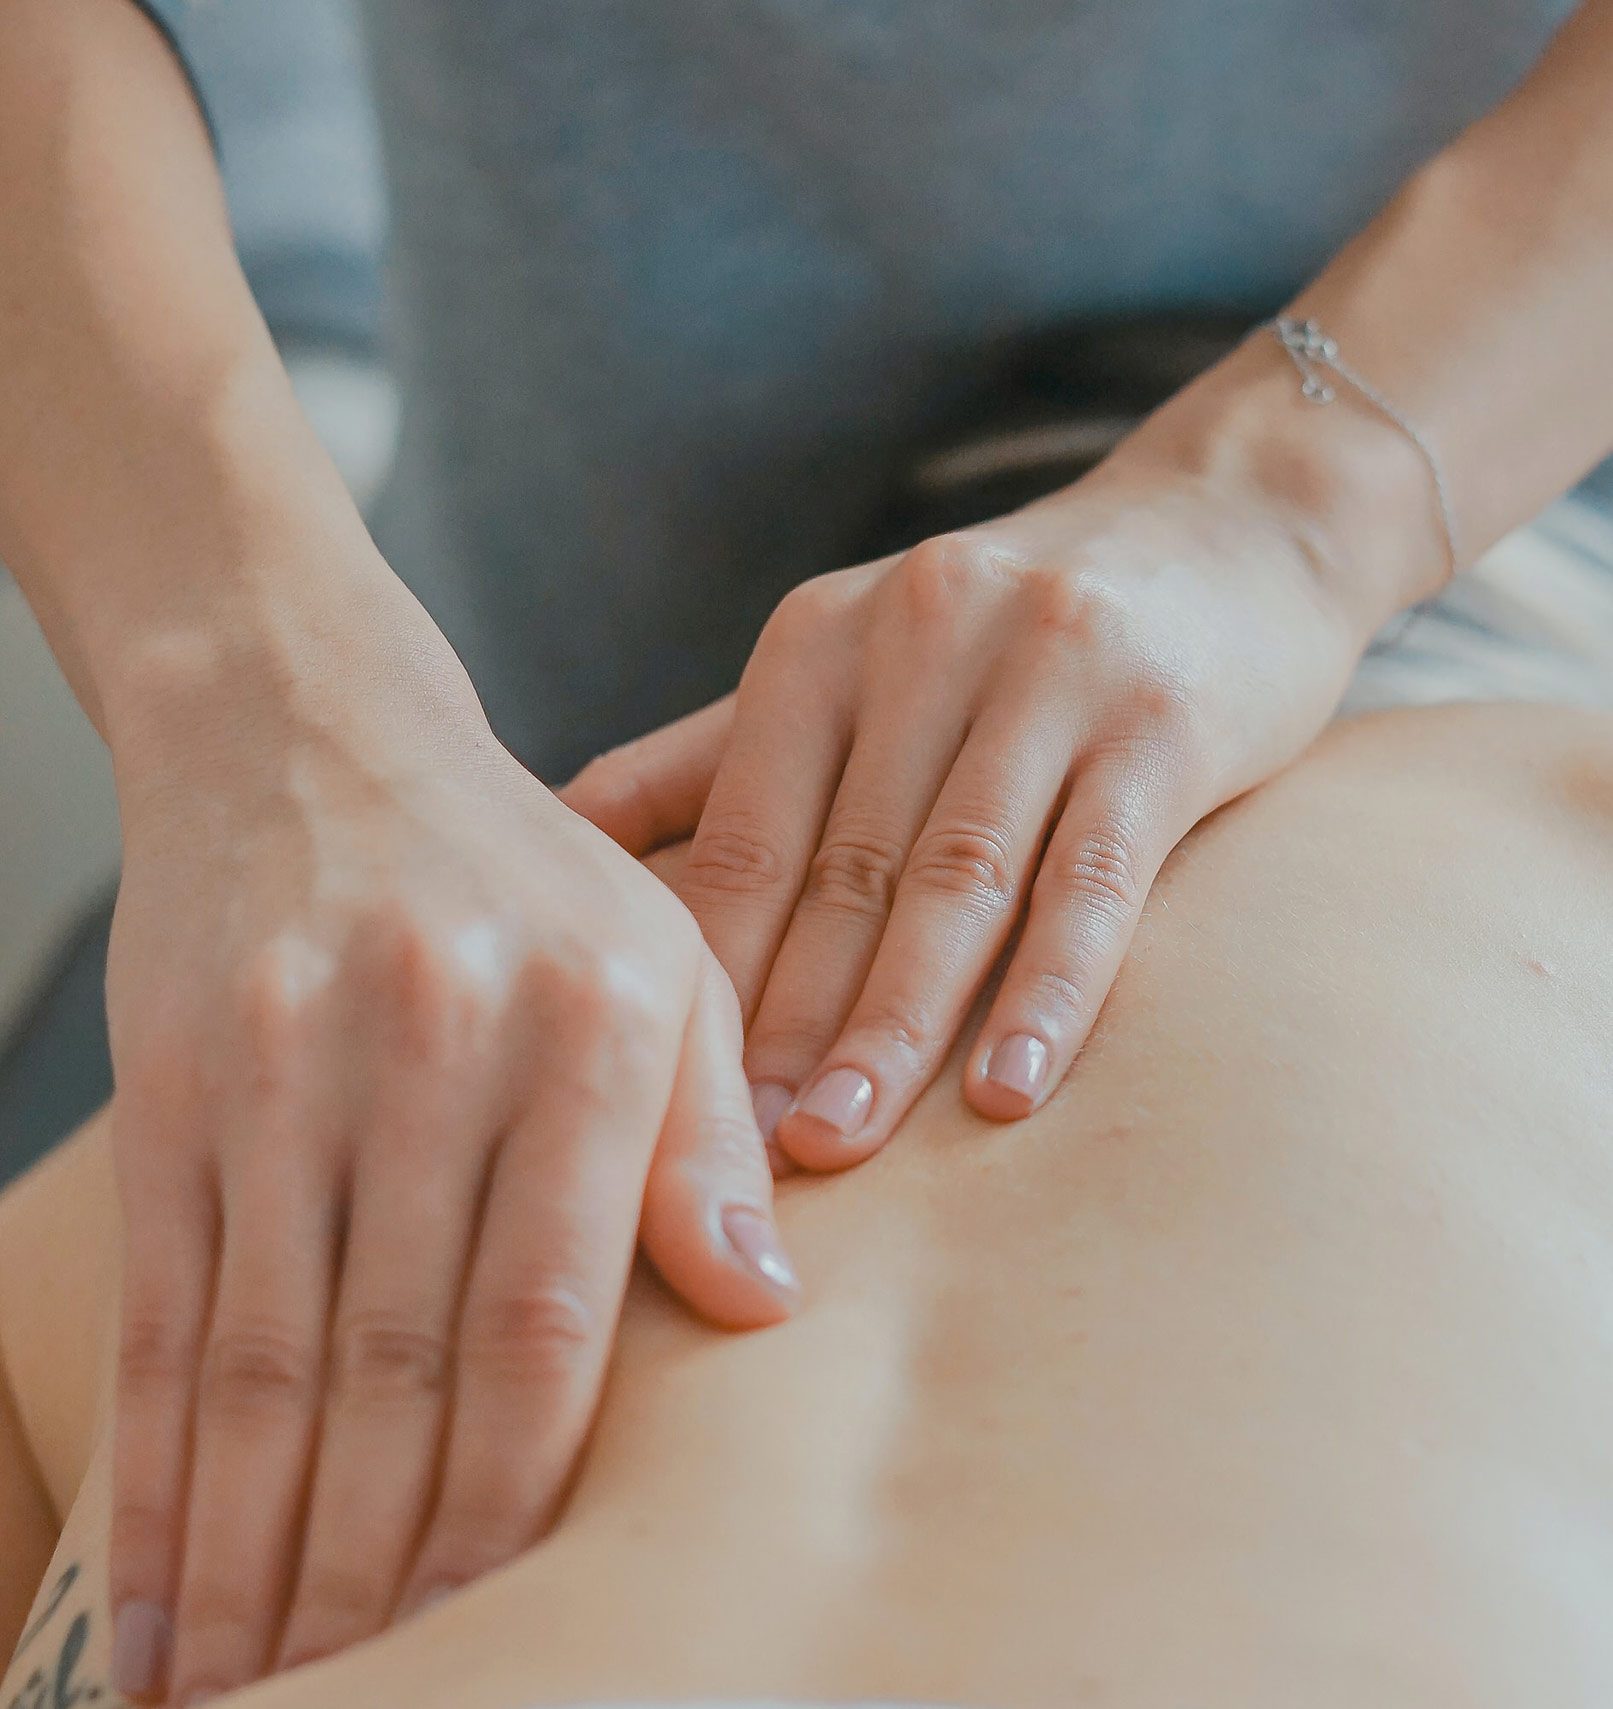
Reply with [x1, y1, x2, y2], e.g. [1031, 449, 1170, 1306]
[640, 953, 802, 1330]
[559, 695, 735, 854]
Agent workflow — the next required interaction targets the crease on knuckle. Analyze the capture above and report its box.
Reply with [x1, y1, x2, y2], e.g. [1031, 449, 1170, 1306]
[1018, 965, 1089, 1031]
[803, 830, 904, 919]
[332, 1312, 450, 1405]
[847, 998, 931, 1067]
[118, 1309, 195, 1399]
[694, 1110, 770, 1176]
[905, 823, 1018, 915]
[200, 1320, 320, 1419]
[418, 1504, 519, 1574]
[111, 1495, 170, 1564]
[176, 1585, 257, 1654]
[1054, 824, 1141, 923]
[745, 1018, 833, 1078]
[289, 1563, 383, 1628]
[463, 1274, 596, 1387]
[685, 819, 785, 899]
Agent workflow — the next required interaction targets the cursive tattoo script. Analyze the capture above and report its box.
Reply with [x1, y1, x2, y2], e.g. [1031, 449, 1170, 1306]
[5, 1566, 122, 1709]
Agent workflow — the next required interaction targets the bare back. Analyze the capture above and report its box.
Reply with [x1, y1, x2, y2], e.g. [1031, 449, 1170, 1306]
[5, 702, 1613, 1707]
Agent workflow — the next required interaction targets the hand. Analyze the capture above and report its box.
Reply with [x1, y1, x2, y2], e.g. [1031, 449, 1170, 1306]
[563, 354, 1433, 1169]
[103, 635, 798, 1703]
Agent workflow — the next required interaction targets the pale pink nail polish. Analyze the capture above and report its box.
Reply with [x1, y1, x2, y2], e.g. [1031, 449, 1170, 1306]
[985, 1033, 1049, 1103]
[722, 1204, 801, 1298]
[791, 1067, 874, 1141]
[112, 1600, 172, 1700]
[750, 1081, 793, 1144]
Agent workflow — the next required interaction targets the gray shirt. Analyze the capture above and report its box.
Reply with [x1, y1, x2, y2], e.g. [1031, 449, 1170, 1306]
[139, 2, 1580, 774]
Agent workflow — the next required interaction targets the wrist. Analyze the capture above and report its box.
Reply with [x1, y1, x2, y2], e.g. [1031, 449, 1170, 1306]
[1125, 327, 1451, 641]
[104, 553, 490, 812]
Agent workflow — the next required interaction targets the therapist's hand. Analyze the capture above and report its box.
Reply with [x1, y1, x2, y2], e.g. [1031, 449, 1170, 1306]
[564, 348, 1443, 1168]
[104, 630, 797, 1704]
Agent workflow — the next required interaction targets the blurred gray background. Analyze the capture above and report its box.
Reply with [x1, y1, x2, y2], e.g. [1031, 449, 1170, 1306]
[3, 1, 1610, 1184]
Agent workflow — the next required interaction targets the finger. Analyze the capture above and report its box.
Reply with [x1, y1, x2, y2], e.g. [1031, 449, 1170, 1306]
[773, 691, 1069, 1170]
[744, 668, 971, 1165]
[109, 1141, 215, 1705]
[275, 1084, 487, 1671]
[641, 954, 800, 1328]
[168, 1144, 340, 1705]
[395, 969, 682, 1615]
[967, 738, 1191, 1119]
[558, 696, 735, 855]
[677, 584, 857, 1021]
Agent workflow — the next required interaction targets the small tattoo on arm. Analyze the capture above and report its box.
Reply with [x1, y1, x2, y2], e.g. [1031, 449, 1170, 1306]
[9, 1570, 77, 1664]
[6, 1567, 124, 1709]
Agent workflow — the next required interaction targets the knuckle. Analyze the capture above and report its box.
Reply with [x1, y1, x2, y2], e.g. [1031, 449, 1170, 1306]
[762, 578, 837, 650]
[462, 1273, 597, 1387]
[331, 1311, 451, 1405]
[200, 1319, 320, 1420]
[891, 534, 1002, 634]
[846, 996, 932, 1065]
[234, 936, 331, 1088]
[1126, 679, 1212, 784]
[290, 1562, 383, 1628]
[1016, 965, 1089, 1031]
[1025, 566, 1129, 651]
[802, 829, 905, 919]
[1051, 822, 1143, 922]
[685, 817, 786, 900]
[111, 1493, 172, 1566]
[904, 823, 1019, 915]
[118, 1308, 196, 1400]
[745, 1017, 834, 1076]
[416, 1511, 513, 1578]
[567, 744, 640, 814]
[176, 1583, 259, 1656]
[115, 1033, 198, 1126]
[383, 918, 504, 1062]
[694, 1109, 771, 1175]
[536, 943, 663, 1053]
[530, 944, 614, 1031]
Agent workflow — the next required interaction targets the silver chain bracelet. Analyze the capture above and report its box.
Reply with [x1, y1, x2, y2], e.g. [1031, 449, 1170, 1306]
[1269, 316, 1460, 582]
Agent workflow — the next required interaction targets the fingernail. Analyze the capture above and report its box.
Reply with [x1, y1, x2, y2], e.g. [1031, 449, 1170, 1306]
[112, 1600, 172, 1700]
[721, 1204, 801, 1300]
[750, 1080, 792, 1144]
[790, 1067, 874, 1141]
[985, 1033, 1049, 1103]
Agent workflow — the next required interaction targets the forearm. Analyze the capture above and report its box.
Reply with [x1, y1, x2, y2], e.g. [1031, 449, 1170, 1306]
[1288, 0, 1613, 565]
[0, 0, 476, 773]
[1124, 1, 1613, 641]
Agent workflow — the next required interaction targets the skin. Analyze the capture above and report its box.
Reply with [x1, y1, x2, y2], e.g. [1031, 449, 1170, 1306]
[563, 0, 1613, 1168]
[0, 4, 798, 1699]
[5, 702, 1613, 1707]
[4, 0, 1613, 1698]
